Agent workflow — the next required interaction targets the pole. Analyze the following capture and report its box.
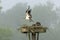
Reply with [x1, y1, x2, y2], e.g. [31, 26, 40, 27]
[28, 32, 30, 40]
[37, 33, 39, 40]
[32, 33, 36, 40]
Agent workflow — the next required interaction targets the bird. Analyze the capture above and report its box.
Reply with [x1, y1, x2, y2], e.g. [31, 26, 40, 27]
[36, 22, 41, 26]
[25, 6, 33, 22]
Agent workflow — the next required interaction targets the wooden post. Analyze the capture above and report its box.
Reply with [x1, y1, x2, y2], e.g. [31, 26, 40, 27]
[37, 33, 39, 40]
[28, 32, 30, 40]
[32, 33, 36, 40]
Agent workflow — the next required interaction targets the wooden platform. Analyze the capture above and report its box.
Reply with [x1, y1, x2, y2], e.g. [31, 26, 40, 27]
[20, 26, 47, 33]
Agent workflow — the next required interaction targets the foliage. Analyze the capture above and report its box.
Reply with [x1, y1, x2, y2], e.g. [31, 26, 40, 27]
[0, 28, 12, 40]
[32, 2, 58, 26]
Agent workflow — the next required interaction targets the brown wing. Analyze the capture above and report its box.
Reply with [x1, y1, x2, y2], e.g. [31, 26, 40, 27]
[28, 9, 32, 17]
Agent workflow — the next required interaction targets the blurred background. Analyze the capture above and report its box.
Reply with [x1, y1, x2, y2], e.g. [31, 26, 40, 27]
[0, 0, 60, 40]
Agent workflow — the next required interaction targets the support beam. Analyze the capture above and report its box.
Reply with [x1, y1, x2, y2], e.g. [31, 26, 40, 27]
[32, 33, 36, 40]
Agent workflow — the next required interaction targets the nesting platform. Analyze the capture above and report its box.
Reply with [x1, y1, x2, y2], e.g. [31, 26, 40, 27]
[19, 25, 47, 33]
[18, 22, 47, 40]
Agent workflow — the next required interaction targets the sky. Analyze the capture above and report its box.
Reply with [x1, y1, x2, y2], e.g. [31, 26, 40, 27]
[1, 0, 60, 11]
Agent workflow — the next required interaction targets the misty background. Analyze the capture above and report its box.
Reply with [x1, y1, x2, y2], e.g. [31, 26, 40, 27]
[0, 0, 60, 40]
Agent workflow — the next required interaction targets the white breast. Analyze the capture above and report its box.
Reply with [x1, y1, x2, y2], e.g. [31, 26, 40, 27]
[25, 13, 30, 20]
[26, 17, 29, 20]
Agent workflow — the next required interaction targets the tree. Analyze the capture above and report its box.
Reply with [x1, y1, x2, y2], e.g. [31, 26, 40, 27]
[0, 28, 12, 40]
[32, 2, 58, 26]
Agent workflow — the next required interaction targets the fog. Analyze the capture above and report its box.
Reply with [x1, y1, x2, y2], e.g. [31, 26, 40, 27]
[0, 1, 60, 40]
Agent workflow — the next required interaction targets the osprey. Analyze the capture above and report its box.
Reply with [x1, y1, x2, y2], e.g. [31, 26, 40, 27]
[25, 6, 33, 22]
